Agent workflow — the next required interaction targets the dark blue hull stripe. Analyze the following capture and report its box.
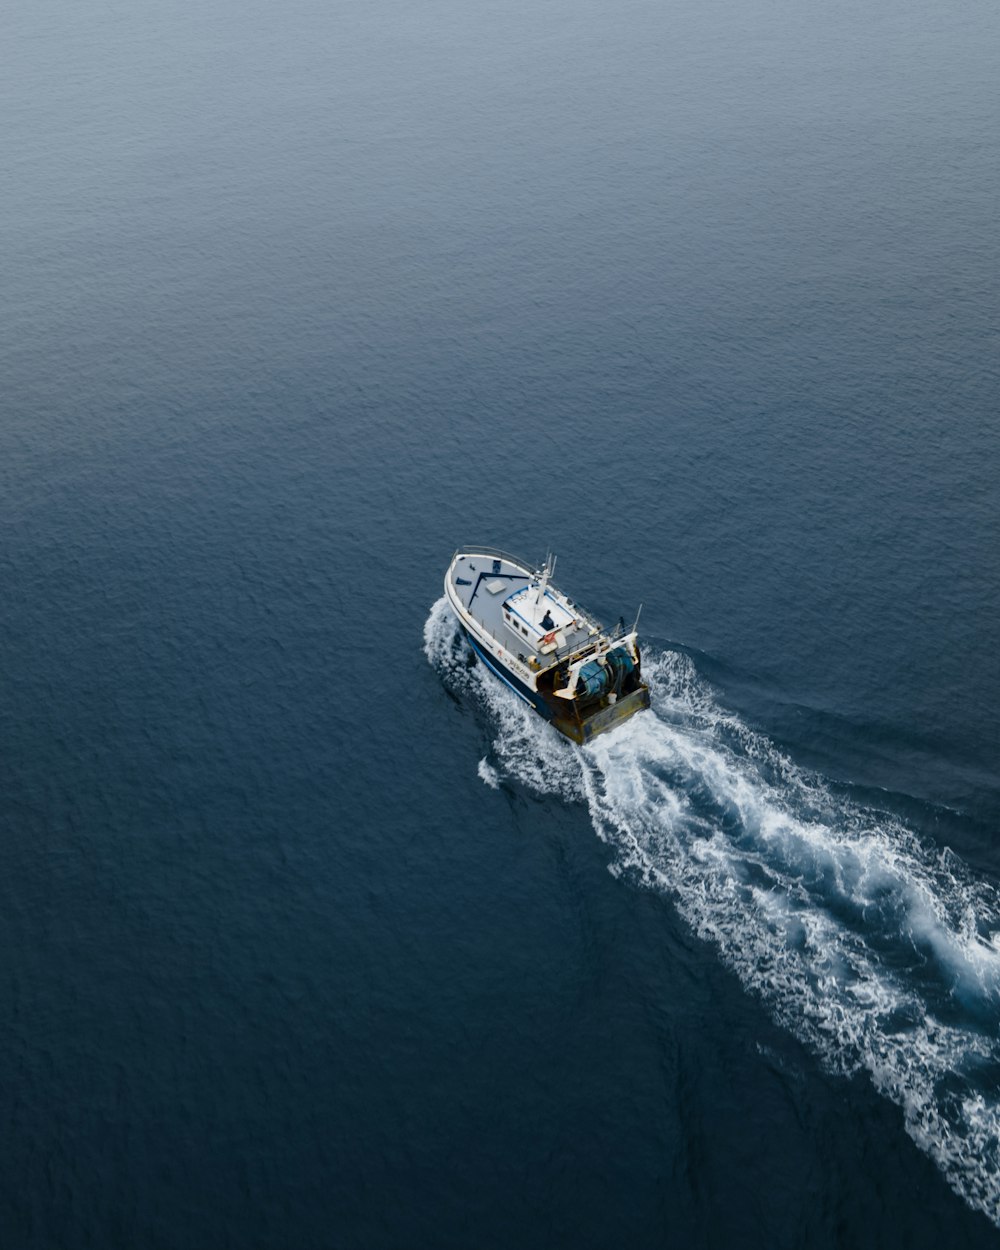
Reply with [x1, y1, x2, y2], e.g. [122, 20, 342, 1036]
[463, 629, 551, 717]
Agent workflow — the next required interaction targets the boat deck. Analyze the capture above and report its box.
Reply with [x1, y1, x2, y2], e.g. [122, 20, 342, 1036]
[448, 550, 601, 668]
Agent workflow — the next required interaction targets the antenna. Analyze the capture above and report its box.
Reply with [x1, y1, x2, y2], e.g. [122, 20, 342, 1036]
[633, 602, 643, 633]
[536, 552, 553, 607]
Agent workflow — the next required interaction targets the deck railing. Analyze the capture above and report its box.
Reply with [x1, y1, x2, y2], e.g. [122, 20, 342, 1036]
[449, 545, 536, 571]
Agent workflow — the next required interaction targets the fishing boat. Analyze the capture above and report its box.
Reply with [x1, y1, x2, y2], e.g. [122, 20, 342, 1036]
[444, 547, 650, 744]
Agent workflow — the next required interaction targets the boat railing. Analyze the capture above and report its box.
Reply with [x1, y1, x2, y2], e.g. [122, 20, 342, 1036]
[551, 616, 628, 661]
[450, 545, 535, 571]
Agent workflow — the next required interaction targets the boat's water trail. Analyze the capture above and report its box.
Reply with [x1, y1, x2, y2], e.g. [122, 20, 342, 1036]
[424, 596, 1000, 1226]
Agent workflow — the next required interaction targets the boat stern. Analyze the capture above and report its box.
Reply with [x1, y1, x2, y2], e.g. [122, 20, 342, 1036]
[551, 684, 651, 745]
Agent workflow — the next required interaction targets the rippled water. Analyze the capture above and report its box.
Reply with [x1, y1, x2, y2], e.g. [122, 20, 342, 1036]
[3, 0, 999, 1245]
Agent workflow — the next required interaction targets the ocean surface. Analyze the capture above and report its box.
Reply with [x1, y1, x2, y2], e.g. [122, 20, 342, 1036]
[3, 0, 999, 1246]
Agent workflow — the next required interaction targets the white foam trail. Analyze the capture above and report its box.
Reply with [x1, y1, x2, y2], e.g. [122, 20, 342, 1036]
[424, 597, 1000, 1225]
[477, 759, 501, 790]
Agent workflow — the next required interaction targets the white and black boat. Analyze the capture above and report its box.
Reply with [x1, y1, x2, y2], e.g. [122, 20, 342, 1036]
[444, 547, 650, 744]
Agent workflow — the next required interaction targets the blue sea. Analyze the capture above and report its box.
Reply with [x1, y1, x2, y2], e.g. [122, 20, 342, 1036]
[3, 0, 999, 1245]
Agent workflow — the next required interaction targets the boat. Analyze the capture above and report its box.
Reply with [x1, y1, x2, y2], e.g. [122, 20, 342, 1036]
[444, 547, 651, 744]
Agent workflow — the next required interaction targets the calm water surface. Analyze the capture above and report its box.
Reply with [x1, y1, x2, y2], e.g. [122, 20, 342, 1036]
[3, 1, 999, 1246]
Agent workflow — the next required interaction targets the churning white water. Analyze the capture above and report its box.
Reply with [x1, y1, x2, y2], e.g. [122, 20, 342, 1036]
[425, 596, 1000, 1226]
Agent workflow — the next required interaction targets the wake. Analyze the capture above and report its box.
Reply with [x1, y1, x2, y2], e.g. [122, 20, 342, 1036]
[425, 597, 1000, 1226]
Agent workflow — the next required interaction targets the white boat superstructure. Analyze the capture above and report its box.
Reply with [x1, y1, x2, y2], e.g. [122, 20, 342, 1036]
[444, 547, 650, 743]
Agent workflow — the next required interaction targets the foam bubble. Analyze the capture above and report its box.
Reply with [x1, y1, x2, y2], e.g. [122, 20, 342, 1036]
[424, 598, 1000, 1226]
[477, 758, 501, 790]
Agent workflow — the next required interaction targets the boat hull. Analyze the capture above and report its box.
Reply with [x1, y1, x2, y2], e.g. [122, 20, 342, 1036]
[463, 627, 551, 716]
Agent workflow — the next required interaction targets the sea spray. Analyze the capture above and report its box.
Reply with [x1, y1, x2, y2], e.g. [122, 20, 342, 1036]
[425, 596, 1000, 1227]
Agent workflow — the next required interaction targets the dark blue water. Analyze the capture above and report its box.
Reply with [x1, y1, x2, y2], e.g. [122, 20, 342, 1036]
[3, 1, 999, 1245]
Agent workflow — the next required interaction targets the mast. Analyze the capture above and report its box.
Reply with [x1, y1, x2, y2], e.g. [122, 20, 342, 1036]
[534, 553, 556, 609]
